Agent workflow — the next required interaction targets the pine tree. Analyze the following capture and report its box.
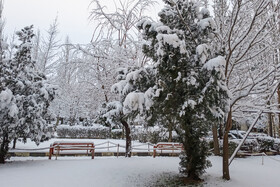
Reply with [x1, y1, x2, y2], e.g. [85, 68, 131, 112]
[138, 0, 229, 180]
[0, 26, 55, 163]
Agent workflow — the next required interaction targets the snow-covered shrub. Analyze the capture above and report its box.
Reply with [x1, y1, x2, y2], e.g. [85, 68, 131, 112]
[272, 139, 280, 152]
[219, 139, 259, 154]
[242, 139, 259, 152]
[228, 141, 239, 156]
[111, 129, 123, 139]
[56, 124, 109, 139]
[257, 137, 275, 152]
[131, 126, 179, 144]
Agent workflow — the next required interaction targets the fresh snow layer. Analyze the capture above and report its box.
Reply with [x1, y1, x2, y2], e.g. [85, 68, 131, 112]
[9, 138, 158, 153]
[1, 156, 280, 187]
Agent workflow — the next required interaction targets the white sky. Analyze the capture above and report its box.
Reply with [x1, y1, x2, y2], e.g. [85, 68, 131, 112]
[2, 0, 163, 44]
[3, 0, 93, 44]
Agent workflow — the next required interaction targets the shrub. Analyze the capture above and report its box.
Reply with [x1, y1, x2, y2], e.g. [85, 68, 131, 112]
[111, 129, 123, 139]
[257, 137, 274, 152]
[56, 124, 109, 139]
[131, 126, 179, 144]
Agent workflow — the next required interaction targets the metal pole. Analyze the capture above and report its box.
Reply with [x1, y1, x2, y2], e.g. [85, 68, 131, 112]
[229, 110, 263, 165]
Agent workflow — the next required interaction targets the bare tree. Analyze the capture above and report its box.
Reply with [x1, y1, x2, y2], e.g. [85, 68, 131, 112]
[38, 17, 60, 78]
[213, 0, 280, 180]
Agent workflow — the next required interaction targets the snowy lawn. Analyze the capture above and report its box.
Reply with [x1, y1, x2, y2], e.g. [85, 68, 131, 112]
[10, 138, 156, 153]
[1, 155, 280, 187]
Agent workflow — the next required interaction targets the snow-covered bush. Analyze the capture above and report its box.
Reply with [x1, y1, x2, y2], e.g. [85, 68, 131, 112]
[216, 138, 260, 154]
[56, 125, 109, 139]
[228, 141, 239, 156]
[131, 126, 179, 144]
[111, 129, 123, 139]
[242, 139, 259, 152]
[273, 139, 280, 152]
[257, 137, 275, 152]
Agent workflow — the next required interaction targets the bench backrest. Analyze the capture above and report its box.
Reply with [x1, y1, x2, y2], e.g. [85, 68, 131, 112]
[51, 142, 94, 150]
[154, 143, 183, 150]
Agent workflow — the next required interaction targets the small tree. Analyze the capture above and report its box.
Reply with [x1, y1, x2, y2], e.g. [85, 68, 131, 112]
[96, 66, 155, 157]
[0, 26, 55, 163]
[138, 0, 229, 180]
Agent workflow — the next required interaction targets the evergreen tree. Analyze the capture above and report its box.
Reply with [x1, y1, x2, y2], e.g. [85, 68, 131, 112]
[0, 26, 55, 163]
[138, 0, 229, 180]
[95, 66, 155, 157]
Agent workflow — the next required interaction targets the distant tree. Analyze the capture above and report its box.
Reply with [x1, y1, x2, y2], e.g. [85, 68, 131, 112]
[37, 17, 60, 78]
[0, 26, 55, 163]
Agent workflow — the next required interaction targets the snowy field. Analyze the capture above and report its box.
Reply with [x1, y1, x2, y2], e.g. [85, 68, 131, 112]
[1, 155, 280, 187]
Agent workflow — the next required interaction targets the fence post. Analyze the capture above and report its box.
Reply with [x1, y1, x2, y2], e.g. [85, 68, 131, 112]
[107, 141, 109, 152]
[56, 145, 59, 160]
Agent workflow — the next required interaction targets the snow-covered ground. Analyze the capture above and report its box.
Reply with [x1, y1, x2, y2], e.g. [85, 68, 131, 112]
[1, 155, 280, 187]
[9, 138, 180, 154]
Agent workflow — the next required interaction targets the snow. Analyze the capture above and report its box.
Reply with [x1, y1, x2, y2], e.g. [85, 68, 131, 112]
[9, 138, 155, 153]
[123, 92, 145, 114]
[8, 103, 19, 117]
[196, 43, 209, 64]
[156, 33, 187, 55]
[203, 56, 226, 71]
[0, 89, 13, 108]
[198, 17, 215, 30]
[1, 155, 280, 187]
[0, 88, 18, 117]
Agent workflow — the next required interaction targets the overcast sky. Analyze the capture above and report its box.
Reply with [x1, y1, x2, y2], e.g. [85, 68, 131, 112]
[2, 0, 163, 44]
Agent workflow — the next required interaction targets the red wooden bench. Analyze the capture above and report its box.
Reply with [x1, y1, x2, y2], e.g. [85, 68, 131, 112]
[153, 142, 183, 158]
[49, 141, 95, 160]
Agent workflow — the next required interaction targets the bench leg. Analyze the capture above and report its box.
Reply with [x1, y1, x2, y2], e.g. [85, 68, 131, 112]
[49, 148, 53, 160]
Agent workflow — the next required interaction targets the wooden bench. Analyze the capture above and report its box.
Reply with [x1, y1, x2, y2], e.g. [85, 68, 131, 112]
[153, 142, 183, 158]
[49, 141, 95, 160]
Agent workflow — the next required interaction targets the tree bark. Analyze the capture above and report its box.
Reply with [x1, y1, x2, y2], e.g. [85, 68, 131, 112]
[223, 110, 232, 180]
[168, 122, 173, 142]
[12, 138, 17, 149]
[219, 123, 223, 139]
[0, 133, 9, 164]
[55, 116, 60, 130]
[278, 86, 280, 137]
[121, 119, 131, 157]
[268, 112, 273, 137]
[212, 125, 220, 156]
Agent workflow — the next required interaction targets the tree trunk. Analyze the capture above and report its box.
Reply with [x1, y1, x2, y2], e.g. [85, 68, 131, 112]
[0, 133, 9, 164]
[55, 116, 60, 130]
[278, 86, 280, 137]
[121, 119, 131, 157]
[219, 123, 223, 139]
[122, 127, 125, 139]
[223, 110, 232, 180]
[268, 112, 273, 137]
[212, 125, 220, 156]
[12, 138, 17, 149]
[183, 135, 201, 181]
[168, 122, 173, 142]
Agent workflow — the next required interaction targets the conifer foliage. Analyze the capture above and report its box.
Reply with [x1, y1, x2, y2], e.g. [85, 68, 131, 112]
[0, 26, 55, 163]
[138, 0, 229, 180]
